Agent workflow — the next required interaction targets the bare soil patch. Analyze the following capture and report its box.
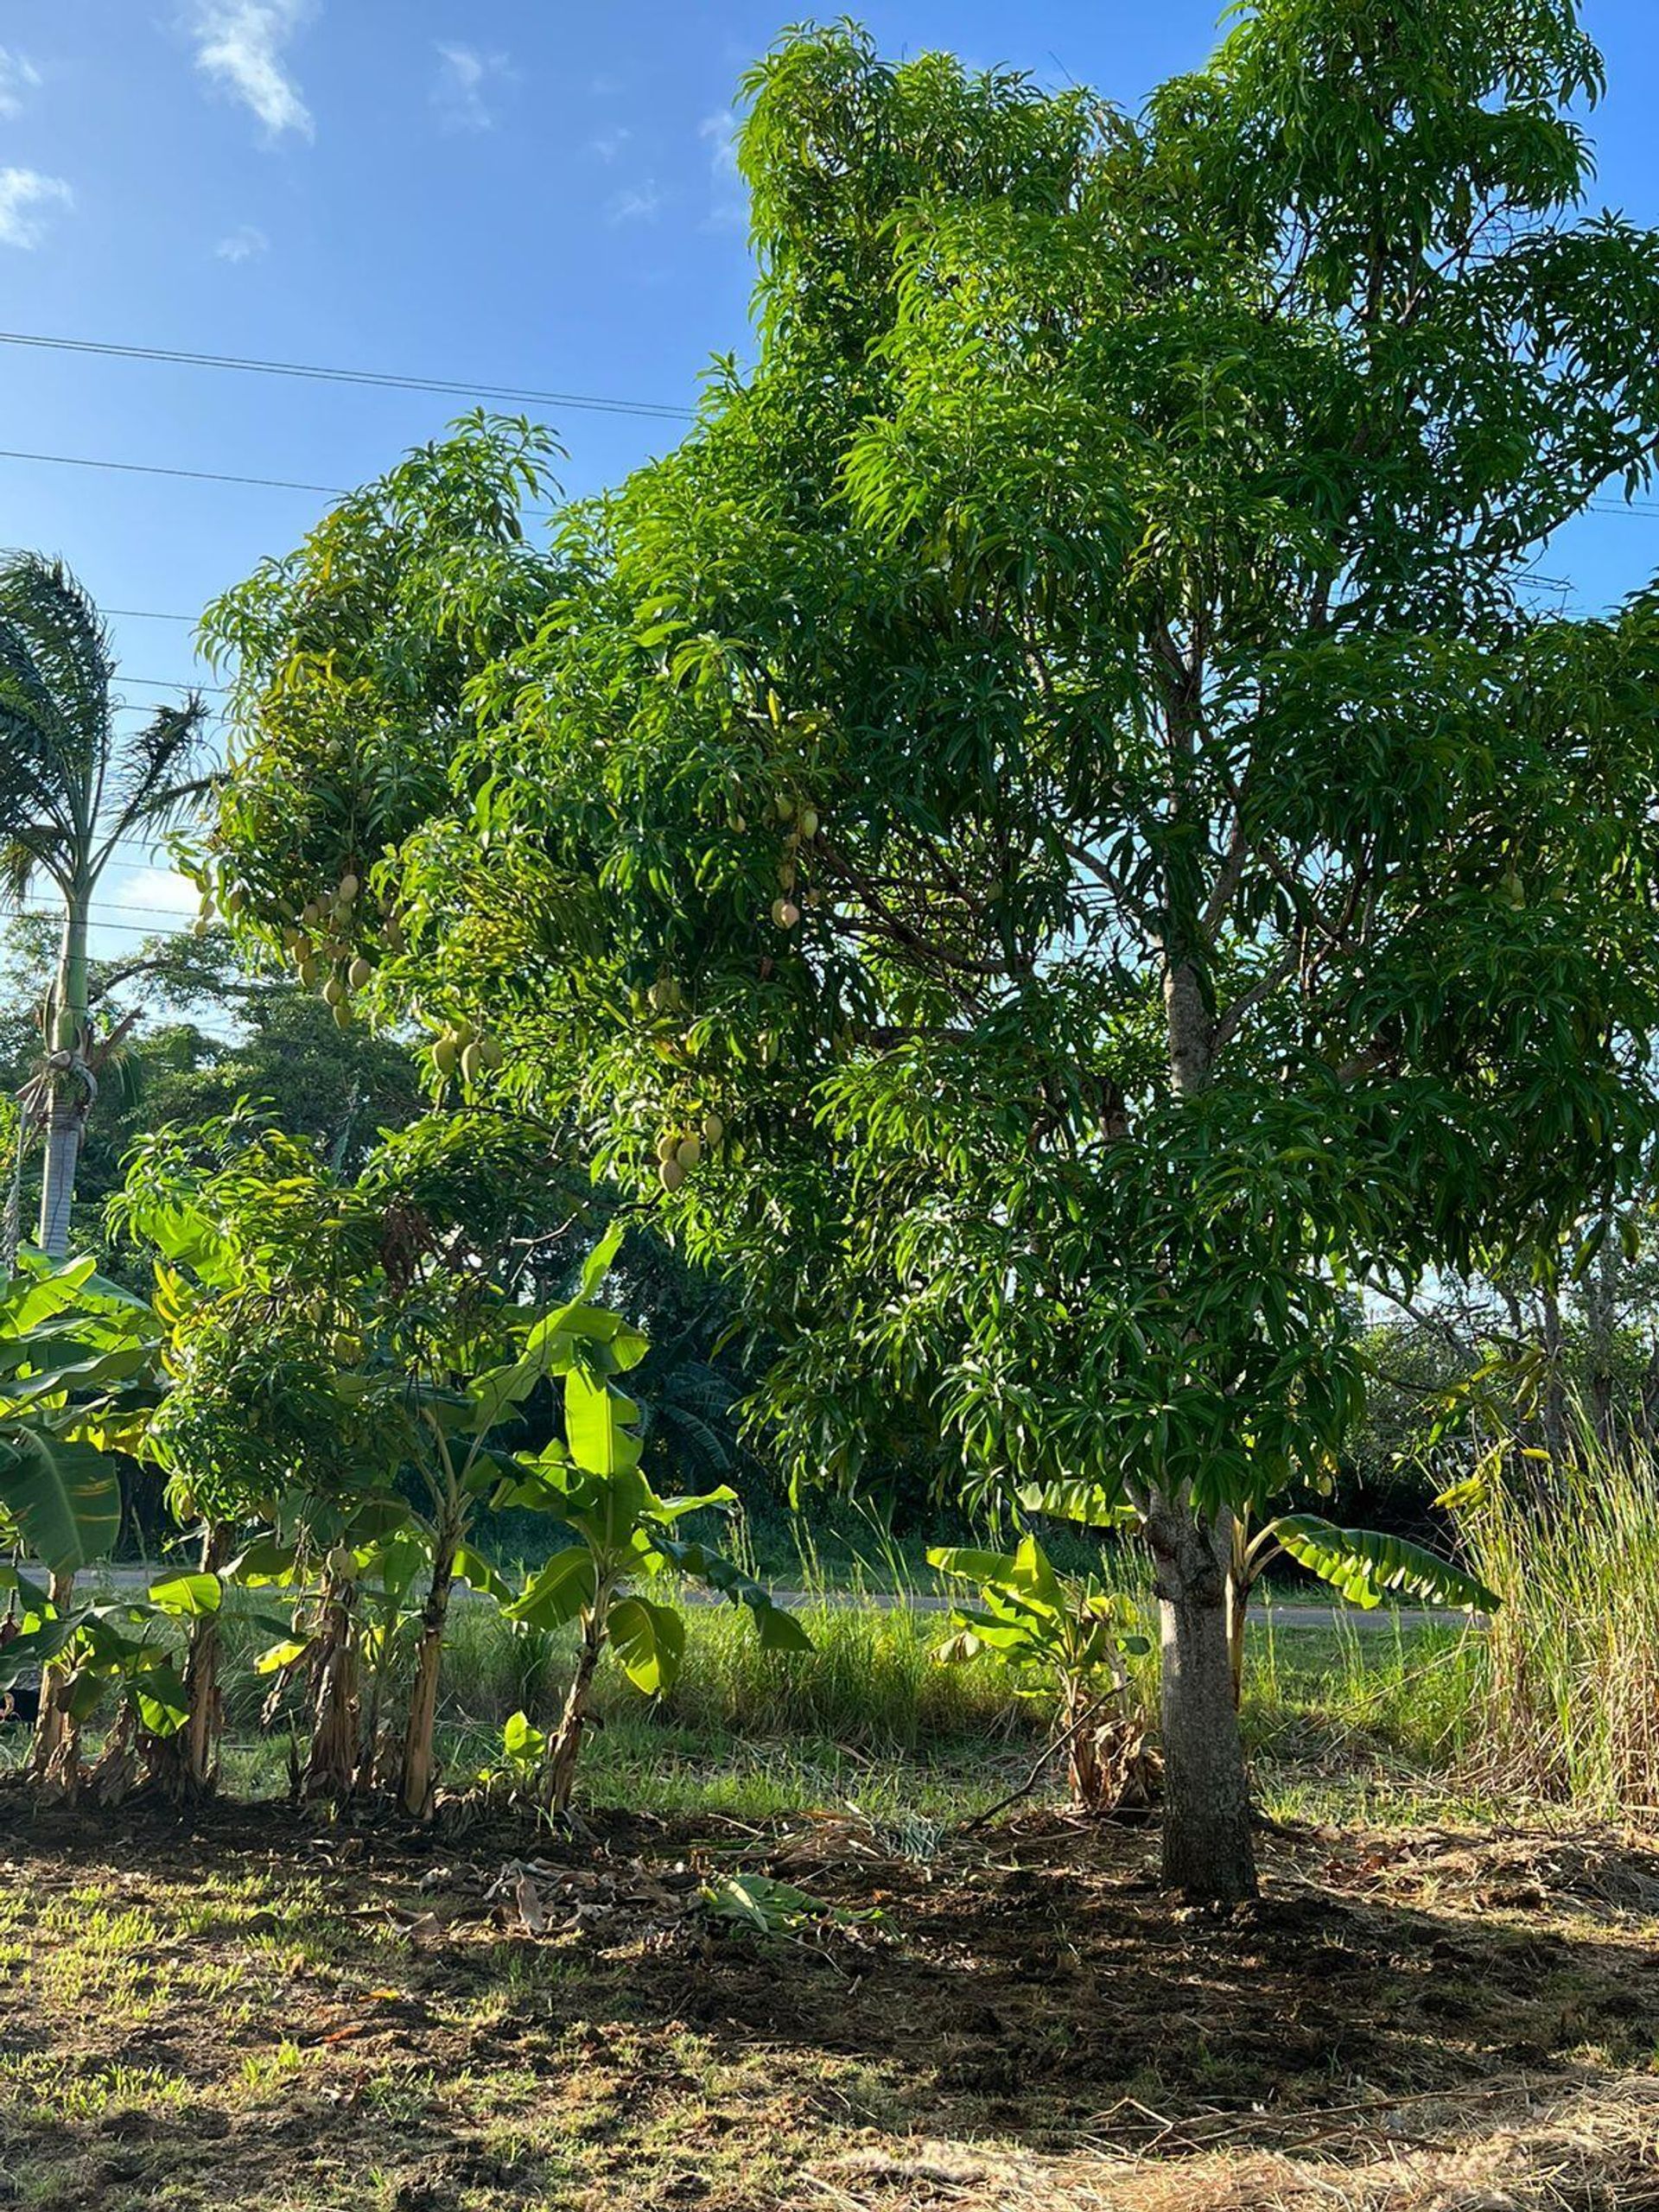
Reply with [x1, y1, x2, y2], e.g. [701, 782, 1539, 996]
[0, 1792, 1654, 2209]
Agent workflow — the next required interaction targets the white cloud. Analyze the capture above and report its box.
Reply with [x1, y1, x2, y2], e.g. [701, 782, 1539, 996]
[699, 109, 739, 177]
[0, 50, 41, 121]
[587, 126, 632, 163]
[607, 179, 663, 225]
[0, 168, 72, 249]
[698, 108, 745, 230]
[215, 222, 268, 263]
[190, 3, 313, 141]
[120, 868, 201, 923]
[433, 43, 514, 133]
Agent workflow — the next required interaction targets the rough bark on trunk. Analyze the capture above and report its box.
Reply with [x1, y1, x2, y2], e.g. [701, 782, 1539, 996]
[1147, 1499, 1259, 1903]
[302, 1560, 361, 1802]
[399, 1535, 458, 1819]
[28, 1567, 83, 1800]
[543, 1603, 606, 1816]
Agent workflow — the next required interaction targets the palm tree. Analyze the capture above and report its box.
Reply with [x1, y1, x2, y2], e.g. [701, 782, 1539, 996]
[0, 554, 209, 1256]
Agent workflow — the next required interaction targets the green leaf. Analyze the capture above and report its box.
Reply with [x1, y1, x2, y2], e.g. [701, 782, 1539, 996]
[1272, 1516, 1498, 1613]
[228, 1538, 297, 1586]
[927, 1546, 1020, 1584]
[753, 1600, 814, 1653]
[133, 1664, 190, 1738]
[254, 1637, 310, 1675]
[699, 1872, 878, 1935]
[509, 1545, 598, 1630]
[148, 1572, 222, 1619]
[1016, 1480, 1141, 1531]
[0, 1431, 122, 1573]
[62, 1668, 108, 1724]
[502, 1708, 546, 1763]
[454, 1544, 512, 1604]
[5, 1257, 98, 1334]
[608, 1592, 685, 1694]
[645, 1529, 815, 1652]
[564, 1368, 642, 1478]
[0, 1614, 79, 1685]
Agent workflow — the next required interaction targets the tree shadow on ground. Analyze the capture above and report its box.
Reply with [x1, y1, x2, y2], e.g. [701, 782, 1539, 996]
[0, 1794, 1656, 2210]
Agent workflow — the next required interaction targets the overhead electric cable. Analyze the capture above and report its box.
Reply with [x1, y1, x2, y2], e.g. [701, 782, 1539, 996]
[0, 445, 346, 497]
[0, 327, 695, 421]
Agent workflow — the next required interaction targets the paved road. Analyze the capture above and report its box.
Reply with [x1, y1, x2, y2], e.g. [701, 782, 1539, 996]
[31, 1563, 1478, 1631]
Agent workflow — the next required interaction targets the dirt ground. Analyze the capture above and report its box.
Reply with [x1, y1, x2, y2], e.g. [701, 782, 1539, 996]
[0, 1791, 1656, 2210]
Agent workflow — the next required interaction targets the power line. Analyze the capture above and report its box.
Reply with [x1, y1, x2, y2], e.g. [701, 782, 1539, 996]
[120, 675, 228, 695]
[0, 445, 346, 499]
[0, 442, 562, 524]
[0, 327, 695, 423]
[16, 896, 205, 923]
[3, 912, 188, 940]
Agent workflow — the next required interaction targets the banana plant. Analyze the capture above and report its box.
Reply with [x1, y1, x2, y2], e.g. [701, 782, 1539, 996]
[333, 1223, 664, 1816]
[0, 1255, 154, 1571]
[930, 1535, 1150, 1813]
[505, 1352, 810, 1815]
[0, 1255, 158, 1794]
[1019, 1481, 1497, 1707]
[0, 1565, 215, 1803]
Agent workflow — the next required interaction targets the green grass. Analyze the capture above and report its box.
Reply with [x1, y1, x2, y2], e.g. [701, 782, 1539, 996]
[20, 1531, 1513, 1833]
[1457, 1434, 1659, 1815]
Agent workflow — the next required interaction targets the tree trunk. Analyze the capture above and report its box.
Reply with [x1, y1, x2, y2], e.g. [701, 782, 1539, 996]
[143, 1522, 230, 1803]
[399, 1533, 458, 1819]
[543, 1602, 606, 1817]
[1539, 1287, 1570, 1465]
[1585, 1227, 1618, 1448]
[38, 900, 90, 1259]
[1147, 1499, 1258, 1904]
[1225, 1571, 1250, 1712]
[302, 1558, 361, 1802]
[37, 1100, 84, 1260]
[27, 1568, 83, 1800]
[181, 1527, 230, 1796]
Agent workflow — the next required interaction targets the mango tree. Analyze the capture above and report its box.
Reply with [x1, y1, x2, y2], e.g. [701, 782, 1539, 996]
[111, 1114, 399, 1798]
[204, 5, 1659, 1902]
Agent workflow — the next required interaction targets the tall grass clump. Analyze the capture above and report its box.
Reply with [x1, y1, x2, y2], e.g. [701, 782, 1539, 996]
[1459, 1433, 1659, 1815]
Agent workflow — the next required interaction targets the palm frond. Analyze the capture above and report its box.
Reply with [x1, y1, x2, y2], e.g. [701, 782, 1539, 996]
[0, 829, 69, 904]
[0, 553, 114, 840]
[0, 629, 79, 855]
[105, 694, 213, 846]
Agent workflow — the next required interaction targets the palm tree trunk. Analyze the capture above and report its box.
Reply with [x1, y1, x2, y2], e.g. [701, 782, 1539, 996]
[38, 899, 89, 1258]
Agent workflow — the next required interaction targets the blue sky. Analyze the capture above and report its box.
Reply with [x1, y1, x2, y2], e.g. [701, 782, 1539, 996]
[0, 1, 1654, 953]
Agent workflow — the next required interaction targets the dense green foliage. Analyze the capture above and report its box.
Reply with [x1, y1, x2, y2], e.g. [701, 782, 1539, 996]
[199, 1, 1659, 1898]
